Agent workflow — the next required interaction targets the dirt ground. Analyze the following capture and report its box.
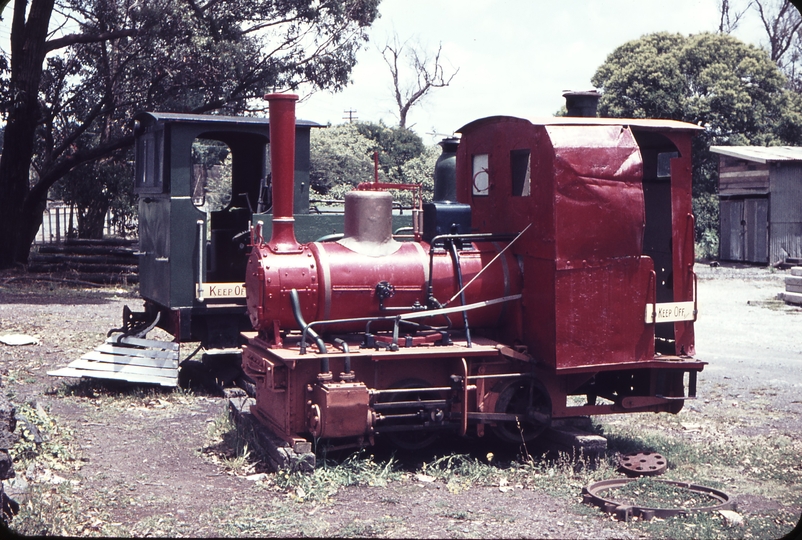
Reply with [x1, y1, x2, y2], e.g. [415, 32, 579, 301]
[1, 264, 801, 538]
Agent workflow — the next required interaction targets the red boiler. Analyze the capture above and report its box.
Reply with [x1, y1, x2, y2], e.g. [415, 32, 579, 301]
[246, 189, 523, 338]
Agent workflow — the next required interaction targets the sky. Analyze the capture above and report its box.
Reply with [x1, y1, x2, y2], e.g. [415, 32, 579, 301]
[295, 0, 769, 143]
[0, 0, 771, 144]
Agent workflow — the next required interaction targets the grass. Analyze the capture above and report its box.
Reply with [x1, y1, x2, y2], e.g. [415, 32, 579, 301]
[600, 477, 723, 509]
[4, 400, 93, 537]
[274, 451, 402, 504]
[5, 375, 801, 538]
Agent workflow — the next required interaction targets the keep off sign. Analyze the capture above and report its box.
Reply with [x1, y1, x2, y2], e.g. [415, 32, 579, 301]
[198, 283, 246, 299]
[644, 301, 696, 324]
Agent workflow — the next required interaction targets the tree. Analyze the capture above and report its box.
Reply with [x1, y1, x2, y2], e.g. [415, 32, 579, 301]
[355, 121, 425, 180]
[51, 157, 134, 239]
[749, 0, 802, 91]
[309, 121, 433, 204]
[717, 0, 752, 34]
[753, 0, 802, 64]
[592, 32, 802, 192]
[0, 0, 380, 268]
[309, 123, 376, 198]
[591, 31, 802, 251]
[380, 33, 458, 129]
[718, 1, 802, 92]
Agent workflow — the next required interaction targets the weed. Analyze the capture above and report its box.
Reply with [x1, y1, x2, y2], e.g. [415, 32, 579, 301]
[624, 509, 799, 540]
[10, 482, 85, 537]
[202, 409, 256, 475]
[425, 453, 503, 486]
[9, 402, 79, 472]
[338, 517, 389, 537]
[275, 451, 401, 503]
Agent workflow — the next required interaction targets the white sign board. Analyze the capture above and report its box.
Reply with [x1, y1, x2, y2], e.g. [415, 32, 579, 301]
[644, 301, 696, 324]
[197, 282, 247, 300]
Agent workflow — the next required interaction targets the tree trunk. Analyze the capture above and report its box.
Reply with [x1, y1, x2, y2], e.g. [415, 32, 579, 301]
[0, 0, 55, 268]
[78, 201, 111, 240]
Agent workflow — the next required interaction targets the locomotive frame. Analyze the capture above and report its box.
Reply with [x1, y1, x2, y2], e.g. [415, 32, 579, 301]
[119, 93, 705, 451]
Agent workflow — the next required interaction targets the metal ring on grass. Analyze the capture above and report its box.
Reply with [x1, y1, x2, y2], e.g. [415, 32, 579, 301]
[582, 478, 736, 522]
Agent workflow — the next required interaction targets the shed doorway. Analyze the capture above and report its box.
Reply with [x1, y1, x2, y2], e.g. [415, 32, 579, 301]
[720, 197, 768, 263]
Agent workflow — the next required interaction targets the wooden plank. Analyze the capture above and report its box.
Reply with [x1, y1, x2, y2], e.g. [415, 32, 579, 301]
[787, 275, 802, 285]
[65, 358, 178, 378]
[792, 267, 802, 277]
[106, 335, 179, 350]
[47, 367, 177, 387]
[95, 343, 179, 360]
[228, 397, 315, 472]
[781, 292, 802, 305]
[81, 350, 179, 369]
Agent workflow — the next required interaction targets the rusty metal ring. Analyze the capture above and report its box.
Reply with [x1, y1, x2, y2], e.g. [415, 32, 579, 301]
[582, 478, 736, 522]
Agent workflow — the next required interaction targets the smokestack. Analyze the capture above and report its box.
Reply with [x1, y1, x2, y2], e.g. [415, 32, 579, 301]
[265, 93, 299, 252]
[562, 90, 600, 117]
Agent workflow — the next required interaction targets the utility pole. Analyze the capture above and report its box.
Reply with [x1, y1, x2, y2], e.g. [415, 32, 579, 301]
[343, 109, 358, 123]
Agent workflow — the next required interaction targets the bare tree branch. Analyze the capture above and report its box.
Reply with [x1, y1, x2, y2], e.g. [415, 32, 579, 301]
[753, 0, 802, 63]
[45, 28, 138, 53]
[718, 0, 753, 33]
[380, 34, 459, 129]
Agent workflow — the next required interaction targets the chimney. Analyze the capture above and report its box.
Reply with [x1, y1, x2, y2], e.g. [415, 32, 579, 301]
[562, 90, 600, 117]
[265, 93, 300, 252]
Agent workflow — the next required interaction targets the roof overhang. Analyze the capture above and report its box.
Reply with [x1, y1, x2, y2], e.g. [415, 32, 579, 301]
[710, 145, 802, 164]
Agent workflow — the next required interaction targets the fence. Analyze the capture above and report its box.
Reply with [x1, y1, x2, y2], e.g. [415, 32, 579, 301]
[34, 203, 138, 244]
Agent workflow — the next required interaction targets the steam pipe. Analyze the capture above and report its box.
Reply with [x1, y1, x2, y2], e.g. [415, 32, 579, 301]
[448, 240, 471, 347]
[333, 338, 354, 381]
[289, 289, 329, 371]
[265, 93, 300, 251]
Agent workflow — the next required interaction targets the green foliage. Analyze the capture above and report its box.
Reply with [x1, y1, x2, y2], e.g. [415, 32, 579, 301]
[309, 121, 436, 205]
[309, 123, 376, 197]
[592, 32, 802, 258]
[693, 192, 720, 259]
[355, 121, 426, 180]
[191, 139, 233, 212]
[51, 155, 135, 239]
[398, 144, 439, 203]
[593, 32, 802, 194]
[0, 0, 381, 264]
[275, 451, 402, 503]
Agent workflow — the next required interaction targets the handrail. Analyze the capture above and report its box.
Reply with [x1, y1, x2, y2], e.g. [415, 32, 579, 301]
[197, 220, 205, 302]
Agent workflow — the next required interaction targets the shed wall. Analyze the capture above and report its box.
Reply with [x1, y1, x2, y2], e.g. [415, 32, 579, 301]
[718, 156, 769, 195]
[769, 163, 802, 262]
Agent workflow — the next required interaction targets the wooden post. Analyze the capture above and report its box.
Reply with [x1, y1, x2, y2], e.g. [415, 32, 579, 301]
[55, 207, 61, 243]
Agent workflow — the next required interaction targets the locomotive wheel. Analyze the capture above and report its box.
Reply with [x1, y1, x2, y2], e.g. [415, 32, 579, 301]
[492, 378, 552, 444]
[381, 379, 441, 451]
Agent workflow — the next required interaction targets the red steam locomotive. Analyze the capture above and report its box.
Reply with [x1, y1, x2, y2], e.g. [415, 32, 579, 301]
[241, 93, 705, 450]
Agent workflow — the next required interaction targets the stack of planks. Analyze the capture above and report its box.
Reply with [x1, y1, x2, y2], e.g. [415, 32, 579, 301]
[48, 334, 179, 387]
[781, 266, 802, 306]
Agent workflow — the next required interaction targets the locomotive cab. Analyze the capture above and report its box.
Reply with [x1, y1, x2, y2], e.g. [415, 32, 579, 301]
[455, 115, 705, 418]
[132, 112, 324, 348]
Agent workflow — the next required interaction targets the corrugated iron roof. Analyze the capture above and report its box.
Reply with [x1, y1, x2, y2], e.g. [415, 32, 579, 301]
[710, 146, 802, 163]
[134, 111, 322, 128]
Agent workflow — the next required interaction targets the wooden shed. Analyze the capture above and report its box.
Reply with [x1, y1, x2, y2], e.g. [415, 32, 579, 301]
[710, 146, 802, 265]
